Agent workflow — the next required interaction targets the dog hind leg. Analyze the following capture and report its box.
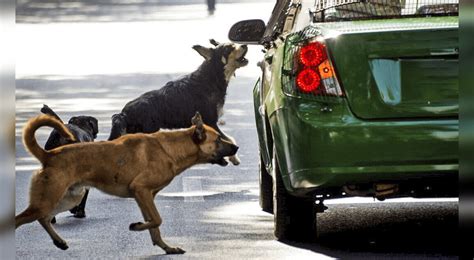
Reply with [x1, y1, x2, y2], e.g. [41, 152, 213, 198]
[38, 217, 69, 250]
[129, 186, 185, 254]
[16, 189, 62, 228]
[70, 188, 89, 218]
[15, 206, 43, 228]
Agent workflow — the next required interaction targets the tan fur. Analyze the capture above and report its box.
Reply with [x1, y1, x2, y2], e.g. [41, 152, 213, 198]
[223, 43, 248, 83]
[22, 115, 76, 164]
[16, 114, 237, 254]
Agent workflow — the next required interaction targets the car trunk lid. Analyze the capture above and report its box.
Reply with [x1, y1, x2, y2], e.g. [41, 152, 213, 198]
[322, 17, 458, 119]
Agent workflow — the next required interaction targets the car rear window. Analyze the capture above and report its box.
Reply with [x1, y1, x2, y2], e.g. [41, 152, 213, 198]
[311, 0, 458, 22]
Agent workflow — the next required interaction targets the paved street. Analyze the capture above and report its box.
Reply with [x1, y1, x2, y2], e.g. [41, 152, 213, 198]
[15, 0, 458, 258]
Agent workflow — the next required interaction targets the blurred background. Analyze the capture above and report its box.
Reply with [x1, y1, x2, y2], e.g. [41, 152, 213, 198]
[1, 0, 16, 259]
[15, 0, 273, 78]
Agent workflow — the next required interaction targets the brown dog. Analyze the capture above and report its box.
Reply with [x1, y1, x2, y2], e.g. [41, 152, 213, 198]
[15, 112, 238, 254]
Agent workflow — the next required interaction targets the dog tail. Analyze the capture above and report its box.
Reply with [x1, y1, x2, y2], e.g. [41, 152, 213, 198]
[23, 114, 76, 164]
[40, 104, 64, 123]
[108, 113, 127, 141]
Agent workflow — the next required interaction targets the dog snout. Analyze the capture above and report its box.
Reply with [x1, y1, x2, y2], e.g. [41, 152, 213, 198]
[240, 45, 248, 56]
[230, 144, 239, 155]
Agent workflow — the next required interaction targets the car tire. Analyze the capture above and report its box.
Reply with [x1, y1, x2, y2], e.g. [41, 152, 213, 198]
[273, 150, 317, 241]
[259, 154, 273, 214]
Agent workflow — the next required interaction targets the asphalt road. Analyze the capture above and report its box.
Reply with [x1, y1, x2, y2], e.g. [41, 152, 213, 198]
[15, 0, 458, 259]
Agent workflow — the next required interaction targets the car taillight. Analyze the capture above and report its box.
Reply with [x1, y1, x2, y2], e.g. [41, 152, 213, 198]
[296, 68, 320, 93]
[295, 39, 344, 97]
[299, 42, 327, 67]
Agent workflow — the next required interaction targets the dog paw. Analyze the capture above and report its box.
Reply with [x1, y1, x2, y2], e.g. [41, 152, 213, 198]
[129, 222, 143, 231]
[69, 206, 78, 214]
[73, 210, 86, 219]
[53, 240, 69, 250]
[165, 247, 186, 254]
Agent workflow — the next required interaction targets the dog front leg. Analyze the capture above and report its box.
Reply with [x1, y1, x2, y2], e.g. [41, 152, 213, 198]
[130, 187, 185, 254]
[148, 226, 185, 254]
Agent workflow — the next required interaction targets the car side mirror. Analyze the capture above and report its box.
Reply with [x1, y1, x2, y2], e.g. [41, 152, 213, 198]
[228, 19, 266, 45]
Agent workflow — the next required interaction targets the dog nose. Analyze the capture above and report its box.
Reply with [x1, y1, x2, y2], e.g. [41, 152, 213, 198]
[231, 144, 239, 154]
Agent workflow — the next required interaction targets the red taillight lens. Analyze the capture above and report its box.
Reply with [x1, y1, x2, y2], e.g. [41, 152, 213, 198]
[299, 42, 327, 67]
[294, 39, 343, 97]
[296, 68, 320, 93]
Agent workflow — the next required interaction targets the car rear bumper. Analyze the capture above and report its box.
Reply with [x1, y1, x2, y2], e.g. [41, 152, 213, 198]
[268, 98, 458, 197]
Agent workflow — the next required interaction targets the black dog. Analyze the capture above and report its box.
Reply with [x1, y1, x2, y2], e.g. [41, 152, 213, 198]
[40, 104, 98, 222]
[108, 39, 248, 166]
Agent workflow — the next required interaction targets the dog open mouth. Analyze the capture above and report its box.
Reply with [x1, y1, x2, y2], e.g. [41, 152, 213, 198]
[210, 143, 239, 167]
[211, 157, 229, 166]
[237, 48, 248, 66]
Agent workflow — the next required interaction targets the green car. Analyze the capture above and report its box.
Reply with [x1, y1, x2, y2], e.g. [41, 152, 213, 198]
[229, 0, 458, 240]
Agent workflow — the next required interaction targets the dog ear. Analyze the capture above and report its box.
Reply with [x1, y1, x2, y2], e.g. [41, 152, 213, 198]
[191, 112, 206, 144]
[192, 45, 213, 61]
[88, 117, 99, 138]
[209, 39, 220, 47]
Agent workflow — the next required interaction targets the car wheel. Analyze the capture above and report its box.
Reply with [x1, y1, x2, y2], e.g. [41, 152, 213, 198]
[273, 150, 317, 241]
[259, 153, 273, 214]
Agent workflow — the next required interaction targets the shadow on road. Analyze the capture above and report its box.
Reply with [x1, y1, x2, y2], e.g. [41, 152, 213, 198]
[282, 202, 458, 258]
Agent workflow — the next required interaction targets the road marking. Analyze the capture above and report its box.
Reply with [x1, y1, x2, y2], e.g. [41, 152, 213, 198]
[183, 176, 204, 202]
[15, 164, 40, 172]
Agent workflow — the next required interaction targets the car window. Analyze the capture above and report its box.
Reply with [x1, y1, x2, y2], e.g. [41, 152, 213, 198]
[312, 0, 458, 22]
[261, 0, 292, 47]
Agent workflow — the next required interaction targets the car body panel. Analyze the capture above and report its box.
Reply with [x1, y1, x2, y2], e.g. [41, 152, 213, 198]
[322, 17, 459, 119]
[250, 4, 458, 199]
[267, 98, 458, 195]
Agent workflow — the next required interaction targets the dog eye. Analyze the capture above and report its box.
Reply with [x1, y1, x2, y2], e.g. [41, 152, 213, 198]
[223, 47, 233, 57]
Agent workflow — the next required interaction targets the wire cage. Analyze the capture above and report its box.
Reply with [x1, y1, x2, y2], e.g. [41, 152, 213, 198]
[311, 0, 458, 22]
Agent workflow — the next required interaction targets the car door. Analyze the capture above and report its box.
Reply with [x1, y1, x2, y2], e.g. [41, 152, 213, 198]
[255, 0, 292, 173]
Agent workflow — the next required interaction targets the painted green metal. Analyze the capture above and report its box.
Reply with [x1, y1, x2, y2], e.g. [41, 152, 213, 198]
[268, 98, 458, 194]
[254, 17, 459, 197]
[325, 25, 458, 119]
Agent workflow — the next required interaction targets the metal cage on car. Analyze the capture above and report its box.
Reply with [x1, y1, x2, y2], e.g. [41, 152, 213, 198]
[310, 0, 458, 22]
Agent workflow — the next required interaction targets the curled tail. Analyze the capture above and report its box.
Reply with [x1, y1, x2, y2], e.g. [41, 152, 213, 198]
[23, 114, 75, 164]
[40, 104, 63, 123]
[108, 113, 128, 141]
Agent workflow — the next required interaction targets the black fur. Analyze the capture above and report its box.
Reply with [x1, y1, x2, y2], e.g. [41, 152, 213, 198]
[40, 104, 99, 220]
[108, 42, 247, 142]
[53, 239, 69, 250]
[41, 106, 98, 150]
